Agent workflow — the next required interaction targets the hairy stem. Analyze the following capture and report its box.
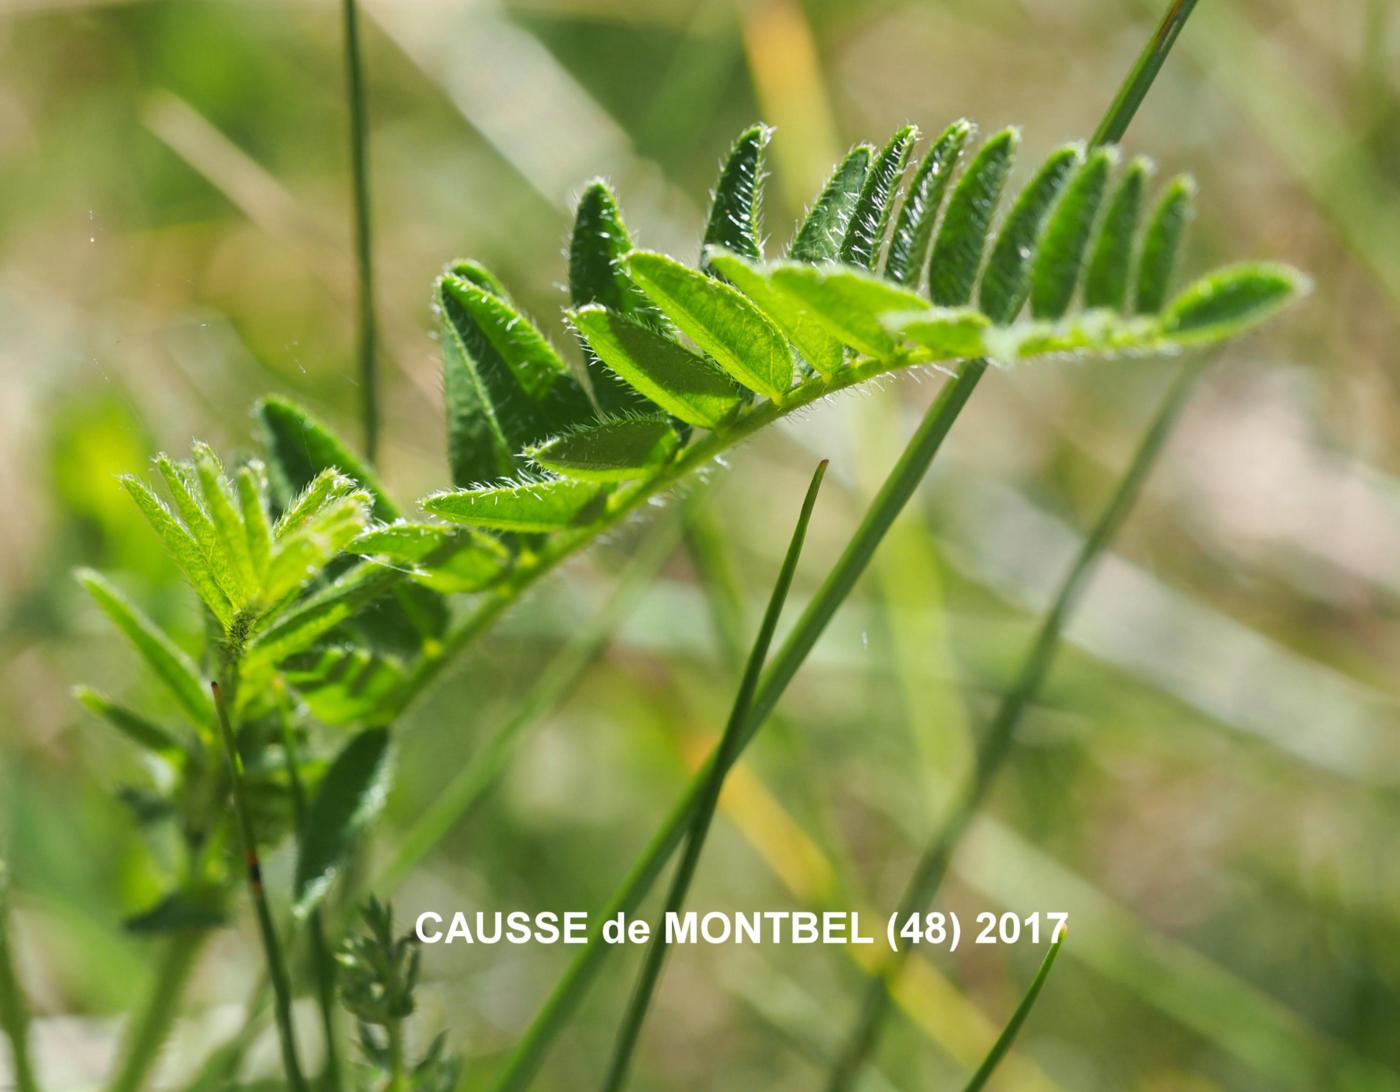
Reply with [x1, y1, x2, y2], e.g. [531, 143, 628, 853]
[107, 932, 205, 1092]
[212, 679, 309, 1092]
[275, 693, 342, 1091]
[487, 360, 986, 1092]
[341, 0, 379, 463]
[826, 360, 1207, 1087]
[601, 462, 828, 1092]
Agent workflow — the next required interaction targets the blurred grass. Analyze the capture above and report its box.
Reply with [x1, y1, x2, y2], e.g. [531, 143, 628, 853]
[1, 0, 1398, 1088]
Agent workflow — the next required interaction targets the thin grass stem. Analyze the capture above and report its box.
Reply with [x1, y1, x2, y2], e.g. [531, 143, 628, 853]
[825, 359, 1207, 1088]
[212, 679, 310, 1092]
[1091, 0, 1201, 147]
[487, 360, 986, 1092]
[341, 0, 379, 463]
[106, 933, 205, 1092]
[961, 933, 1066, 1092]
[600, 461, 828, 1092]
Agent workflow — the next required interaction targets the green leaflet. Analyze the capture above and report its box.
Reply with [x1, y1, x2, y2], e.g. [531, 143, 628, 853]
[155, 455, 239, 606]
[124, 889, 226, 934]
[789, 145, 872, 262]
[353, 522, 511, 593]
[119, 475, 235, 626]
[981, 311, 1160, 361]
[571, 305, 743, 429]
[1031, 147, 1116, 319]
[626, 251, 793, 401]
[979, 144, 1082, 324]
[1161, 262, 1309, 344]
[281, 647, 406, 727]
[703, 249, 844, 376]
[526, 418, 680, 482]
[73, 685, 184, 758]
[76, 569, 213, 727]
[237, 462, 274, 581]
[448, 258, 510, 298]
[438, 273, 593, 486]
[928, 127, 1018, 306]
[255, 396, 398, 520]
[293, 728, 394, 917]
[1135, 174, 1196, 314]
[568, 180, 665, 416]
[701, 124, 770, 268]
[840, 124, 918, 271]
[883, 307, 992, 360]
[262, 491, 374, 607]
[422, 478, 607, 533]
[246, 564, 401, 670]
[192, 442, 255, 601]
[767, 262, 929, 358]
[1085, 157, 1151, 311]
[885, 119, 973, 286]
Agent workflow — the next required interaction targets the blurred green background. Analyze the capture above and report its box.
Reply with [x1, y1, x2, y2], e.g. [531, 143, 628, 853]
[2, 0, 1398, 1088]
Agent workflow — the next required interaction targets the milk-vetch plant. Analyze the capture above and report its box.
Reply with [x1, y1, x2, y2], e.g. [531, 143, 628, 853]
[74, 106, 1304, 1090]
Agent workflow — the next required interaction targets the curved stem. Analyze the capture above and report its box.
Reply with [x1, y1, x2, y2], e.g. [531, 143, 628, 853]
[825, 360, 1207, 1089]
[487, 361, 986, 1092]
[212, 679, 309, 1092]
[107, 932, 205, 1092]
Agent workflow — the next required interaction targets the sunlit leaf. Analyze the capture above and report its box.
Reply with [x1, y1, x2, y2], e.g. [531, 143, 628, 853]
[703, 249, 845, 375]
[119, 475, 235, 626]
[884, 307, 992, 360]
[247, 563, 401, 671]
[571, 306, 743, 429]
[768, 263, 928, 358]
[626, 251, 793, 400]
[422, 478, 607, 533]
[527, 417, 680, 482]
[255, 396, 397, 520]
[354, 522, 511, 594]
[192, 442, 254, 600]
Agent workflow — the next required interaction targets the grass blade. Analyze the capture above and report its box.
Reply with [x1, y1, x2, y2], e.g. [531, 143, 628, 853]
[600, 460, 828, 1092]
[961, 933, 1066, 1092]
[486, 361, 986, 1092]
[341, 0, 379, 463]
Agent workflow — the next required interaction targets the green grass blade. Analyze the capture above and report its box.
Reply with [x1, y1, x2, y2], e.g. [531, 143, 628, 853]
[702, 124, 771, 267]
[571, 306, 743, 428]
[526, 417, 680, 482]
[703, 250, 844, 375]
[789, 145, 872, 262]
[840, 124, 917, 270]
[1091, 0, 1201, 146]
[486, 362, 986, 1092]
[76, 569, 214, 728]
[928, 128, 1018, 306]
[626, 251, 794, 400]
[885, 119, 973, 286]
[1084, 157, 1151, 311]
[961, 934, 1066, 1092]
[340, 0, 378, 465]
[421, 478, 606, 533]
[1135, 175, 1196, 313]
[601, 461, 828, 1092]
[978, 144, 1082, 324]
[1030, 147, 1115, 320]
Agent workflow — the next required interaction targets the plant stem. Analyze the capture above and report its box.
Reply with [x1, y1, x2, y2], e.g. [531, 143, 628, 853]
[341, 0, 379, 464]
[107, 932, 205, 1092]
[1091, 0, 1201, 147]
[0, 863, 41, 1092]
[601, 462, 828, 1092]
[825, 359, 1207, 1088]
[212, 679, 310, 1092]
[487, 360, 986, 1092]
[961, 933, 1066, 1092]
[386, 1017, 407, 1091]
[275, 693, 342, 1091]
